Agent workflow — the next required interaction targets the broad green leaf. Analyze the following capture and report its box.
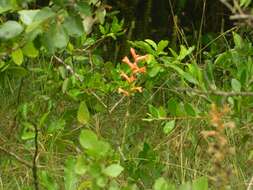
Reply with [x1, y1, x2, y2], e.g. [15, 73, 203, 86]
[145, 39, 157, 50]
[149, 65, 161, 77]
[76, 2, 92, 16]
[168, 64, 198, 85]
[75, 156, 87, 175]
[63, 15, 84, 37]
[22, 42, 39, 58]
[19, 10, 40, 25]
[0, 21, 23, 40]
[231, 79, 241, 92]
[79, 129, 98, 150]
[0, 0, 17, 14]
[33, 7, 55, 23]
[148, 104, 160, 118]
[192, 177, 208, 190]
[11, 48, 23, 65]
[167, 98, 178, 116]
[184, 103, 196, 116]
[233, 32, 243, 49]
[154, 177, 170, 190]
[103, 164, 124, 178]
[51, 25, 69, 49]
[64, 157, 77, 190]
[77, 101, 90, 124]
[87, 140, 111, 158]
[177, 45, 195, 61]
[157, 40, 169, 53]
[163, 120, 175, 134]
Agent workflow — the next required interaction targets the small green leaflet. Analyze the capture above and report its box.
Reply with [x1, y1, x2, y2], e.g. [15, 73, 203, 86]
[77, 101, 90, 124]
[103, 164, 124, 178]
[11, 48, 23, 65]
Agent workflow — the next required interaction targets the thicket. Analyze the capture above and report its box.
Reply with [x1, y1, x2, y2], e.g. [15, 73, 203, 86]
[1, 0, 253, 190]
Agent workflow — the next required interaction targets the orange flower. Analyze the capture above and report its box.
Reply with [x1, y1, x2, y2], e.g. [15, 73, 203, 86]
[130, 48, 138, 60]
[122, 56, 138, 71]
[120, 72, 136, 83]
[131, 86, 143, 93]
[133, 66, 146, 74]
[118, 88, 130, 96]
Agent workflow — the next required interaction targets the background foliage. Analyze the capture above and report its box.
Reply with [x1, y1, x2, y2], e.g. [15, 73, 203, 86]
[1, 0, 253, 190]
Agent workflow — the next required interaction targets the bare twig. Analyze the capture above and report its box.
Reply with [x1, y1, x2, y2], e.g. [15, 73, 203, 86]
[53, 55, 83, 82]
[247, 176, 253, 190]
[33, 124, 39, 190]
[230, 14, 253, 20]
[161, 87, 253, 97]
[219, 0, 235, 13]
[0, 146, 33, 168]
[109, 96, 126, 113]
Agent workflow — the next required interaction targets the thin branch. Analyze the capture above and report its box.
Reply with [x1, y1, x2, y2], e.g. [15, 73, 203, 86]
[230, 14, 253, 20]
[164, 87, 253, 97]
[0, 146, 33, 168]
[247, 176, 253, 190]
[33, 124, 39, 190]
[53, 55, 83, 82]
[219, 0, 235, 13]
[109, 96, 126, 113]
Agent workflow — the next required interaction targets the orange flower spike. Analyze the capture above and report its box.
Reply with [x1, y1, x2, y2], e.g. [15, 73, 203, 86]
[122, 56, 138, 70]
[118, 88, 130, 96]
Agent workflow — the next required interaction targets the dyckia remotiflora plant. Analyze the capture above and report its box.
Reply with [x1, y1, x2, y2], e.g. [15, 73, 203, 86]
[118, 48, 147, 96]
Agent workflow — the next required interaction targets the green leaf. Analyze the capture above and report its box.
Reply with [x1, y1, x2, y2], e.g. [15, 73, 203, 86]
[103, 164, 124, 178]
[240, 0, 251, 7]
[231, 79, 241, 92]
[19, 10, 40, 25]
[154, 177, 170, 190]
[33, 7, 55, 23]
[233, 32, 243, 49]
[21, 122, 35, 140]
[63, 15, 84, 37]
[79, 129, 98, 150]
[77, 101, 90, 124]
[11, 49, 23, 65]
[167, 98, 178, 116]
[0, 21, 23, 40]
[145, 39, 157, 50]
[184, 103, 196, 116]
[163, 120, 175, 134]
[76, 2, 91, 16]
[22, 41, 39, 58]
[51, 25, 69, 49]
[148, 104, 160, 118]
[177, 45, 195, 61]
[167, 64, 198, 85]
[149, 65, 161, 77]
[157, 40, 169, 53]
[0, 0, 17, 14]
[96, 8, 106, 24]
[40, 171, 59, 190]
[64, 157, 77, 190]
[75, 156, 87, 175]
[192, 177, 208, 190]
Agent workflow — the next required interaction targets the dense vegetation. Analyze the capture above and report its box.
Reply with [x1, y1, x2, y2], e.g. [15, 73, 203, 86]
[1, 0, 253, 189]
